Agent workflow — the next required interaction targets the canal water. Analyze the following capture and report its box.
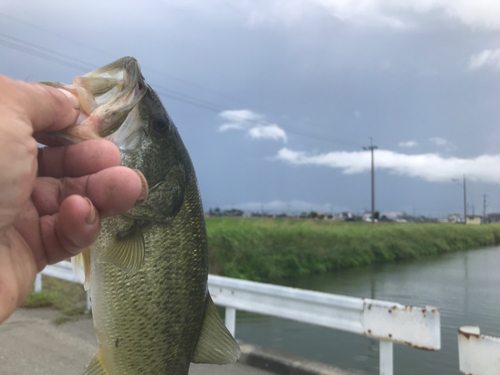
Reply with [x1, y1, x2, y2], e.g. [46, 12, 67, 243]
[229, 246, 500, 374]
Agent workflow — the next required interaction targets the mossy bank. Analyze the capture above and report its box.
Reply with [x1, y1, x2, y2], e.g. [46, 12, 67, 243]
[206, 218, 500, 282]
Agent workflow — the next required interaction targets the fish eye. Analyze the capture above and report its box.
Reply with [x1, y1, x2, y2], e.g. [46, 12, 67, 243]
[151, 117, 169, 136]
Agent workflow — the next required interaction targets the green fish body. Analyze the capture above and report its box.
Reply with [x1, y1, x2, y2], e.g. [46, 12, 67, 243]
[44, 57, 240, 374]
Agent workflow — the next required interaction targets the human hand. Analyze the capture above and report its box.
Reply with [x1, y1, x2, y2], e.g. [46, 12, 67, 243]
[0, 75, 147, 323]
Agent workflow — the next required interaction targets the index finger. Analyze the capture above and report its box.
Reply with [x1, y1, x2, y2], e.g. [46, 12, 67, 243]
[0, 75, 80, 133]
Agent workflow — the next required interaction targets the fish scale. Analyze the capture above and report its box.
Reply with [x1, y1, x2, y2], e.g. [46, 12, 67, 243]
[90, 178, 209, 373]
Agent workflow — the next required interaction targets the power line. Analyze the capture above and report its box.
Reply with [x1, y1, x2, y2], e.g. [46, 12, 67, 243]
[1, 14, 367, 147]
[0, 11, 238, 104]
[0, 37, 93, 72]
[0, 12, 108, 56]
[0, 30, 364, 148]
[0, 32, 95, 71]
[0, 33, 226, 110]
[153, 87, 222, 112]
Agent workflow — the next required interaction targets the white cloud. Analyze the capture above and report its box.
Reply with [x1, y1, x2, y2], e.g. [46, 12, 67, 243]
[276, 147, 500, 184]
[9, 0, 500, 32]
[234, 0, 500, 29]
[219, 109, 264, 131]
[220, 109, 263, 123]
[248, 125, 287, 143]
[429, 137, 448, 146]
[231, 200, 350, 214]
[218, 109, 287, 143]
[469, 49, 500, 70]
[398, 140, 417, 148]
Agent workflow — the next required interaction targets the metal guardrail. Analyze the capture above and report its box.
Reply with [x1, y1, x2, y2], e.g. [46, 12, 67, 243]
[458, 326, 500, 374]
[36, 262, 91, 311]
[209, 274, 440, 375]
[36, 262, 441, 375]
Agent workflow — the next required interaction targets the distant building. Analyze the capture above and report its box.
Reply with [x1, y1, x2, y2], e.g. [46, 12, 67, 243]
[447, 213, 461, 223]
[362, 212, 378, 222]
[466, 215, 482, 225]
[341, 212, 354, 221]
[381, 211, 406, 220]
[486, 213, 500, 223]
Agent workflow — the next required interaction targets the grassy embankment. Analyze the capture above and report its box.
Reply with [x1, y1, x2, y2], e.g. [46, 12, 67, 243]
[207, 218, 500, 282]
[22, 274, 88, 323]
[22, 219, 500, 320]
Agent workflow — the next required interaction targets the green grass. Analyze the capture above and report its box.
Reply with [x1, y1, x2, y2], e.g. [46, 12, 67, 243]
[206, 218, 500, 282]
[22, 274, 88, 323]
[25, 220, 500, 318]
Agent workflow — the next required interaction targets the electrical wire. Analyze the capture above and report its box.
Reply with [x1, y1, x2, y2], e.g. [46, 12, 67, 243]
[0, 27, 363, 148]
[0, 11, 236, 103]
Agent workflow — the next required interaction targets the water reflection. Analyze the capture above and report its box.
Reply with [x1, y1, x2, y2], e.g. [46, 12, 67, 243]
[226, 246, 500, 375]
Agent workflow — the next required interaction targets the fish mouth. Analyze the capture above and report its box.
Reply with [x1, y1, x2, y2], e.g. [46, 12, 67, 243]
[45, 57, 147, 148]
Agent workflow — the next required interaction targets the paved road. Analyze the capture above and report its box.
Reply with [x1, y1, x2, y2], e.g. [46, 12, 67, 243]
[0, 308, 272, 375]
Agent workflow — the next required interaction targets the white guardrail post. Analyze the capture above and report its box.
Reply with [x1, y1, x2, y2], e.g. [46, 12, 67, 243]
[34, 273, 42, 292]
[225, 307, 236, 337]
[37, 262, 91, 311]
[458, 326, 500, 374]
[37, 263, 441, 374]
[379, 341, 393, 375]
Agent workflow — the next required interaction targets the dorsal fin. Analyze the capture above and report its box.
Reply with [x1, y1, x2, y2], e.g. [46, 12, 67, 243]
[191, 295, 241, 364]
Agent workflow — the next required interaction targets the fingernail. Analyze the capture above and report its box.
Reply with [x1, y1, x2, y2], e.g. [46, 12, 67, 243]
[134, 170, 149, 203]
[57, 88, 80, 110]
[84, 197, 97, 224]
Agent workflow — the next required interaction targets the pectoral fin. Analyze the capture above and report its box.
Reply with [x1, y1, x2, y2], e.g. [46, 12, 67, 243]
[100, 222, 145, 273]
[71, 247, 92, 290]
[81, 350, 109, 375]
[191, 295, 241, 364]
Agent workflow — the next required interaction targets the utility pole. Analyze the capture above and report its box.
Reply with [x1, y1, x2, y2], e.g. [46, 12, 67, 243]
[363, 138, 378, 223]
[463, 175, 467, 225]
[483, 194, 487, 221]
[452, 175, 467, 224]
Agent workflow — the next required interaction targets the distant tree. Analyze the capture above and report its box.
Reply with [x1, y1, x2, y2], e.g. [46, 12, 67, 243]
[223, 209, 244, 217]
[207, 207, 222, 217]
[373, 211, 380, 220]
[308, 211, 318, 219]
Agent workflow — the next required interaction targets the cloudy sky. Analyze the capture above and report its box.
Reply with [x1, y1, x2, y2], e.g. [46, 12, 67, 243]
[2, 0, 500, 216]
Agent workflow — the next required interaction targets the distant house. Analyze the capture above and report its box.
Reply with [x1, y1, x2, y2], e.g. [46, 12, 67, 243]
[466, 215, 482, 225]
[382, 211, 406, 220]
[447, 213, 461, 223]
[341, 212, 354, 221]
[362, 212, 378, 222]
[486, 213, 500, 223]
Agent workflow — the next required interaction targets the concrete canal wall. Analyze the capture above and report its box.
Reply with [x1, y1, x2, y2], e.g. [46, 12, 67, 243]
[238, 341, 364, 375]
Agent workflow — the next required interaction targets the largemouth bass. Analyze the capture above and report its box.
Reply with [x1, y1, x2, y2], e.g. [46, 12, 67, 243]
[43, 57, 240, 374]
